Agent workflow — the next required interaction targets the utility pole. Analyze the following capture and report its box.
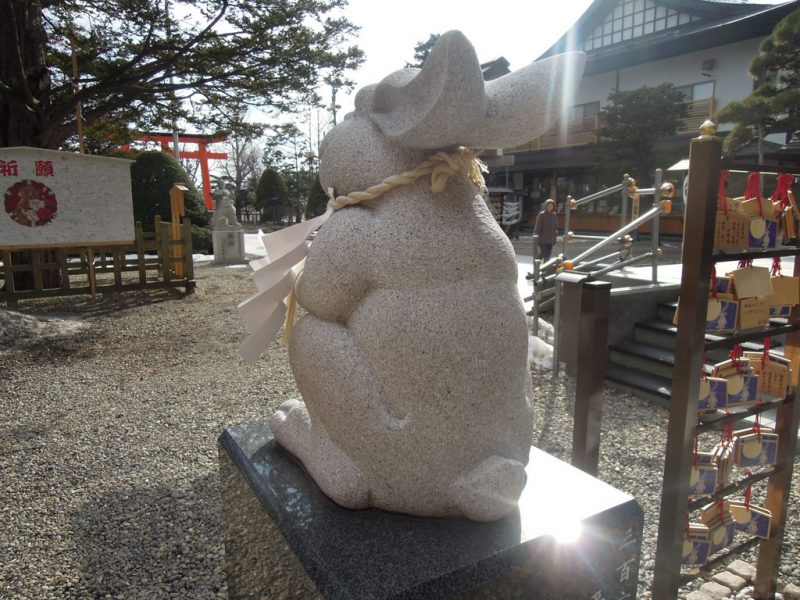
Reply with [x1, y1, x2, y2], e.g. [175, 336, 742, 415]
[69, 27, 85, 153]
[331, 85, 338, 126]
[165, 0, 180, 160]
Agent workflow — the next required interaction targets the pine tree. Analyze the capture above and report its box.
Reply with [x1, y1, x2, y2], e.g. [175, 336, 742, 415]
[305, 175, 328, 219]
[255, 168, 290, 225]
[0, 1, 363, 148]
[716, 8, 800, 159]
[130, 151, 211, 251]
[592, 83, 688, 186]
[405, 34, 441, 69]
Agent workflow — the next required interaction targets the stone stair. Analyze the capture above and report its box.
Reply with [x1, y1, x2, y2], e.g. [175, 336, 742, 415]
[605, 299, 783, 408]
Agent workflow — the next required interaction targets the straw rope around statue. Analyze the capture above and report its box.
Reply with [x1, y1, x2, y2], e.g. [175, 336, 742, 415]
[237, 147, 487, 363]
[327, 148, 487, 210]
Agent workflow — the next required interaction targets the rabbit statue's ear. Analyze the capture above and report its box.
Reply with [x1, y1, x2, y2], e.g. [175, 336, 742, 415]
[369, 30, 487, 149]
[368, 28, 586, 152]
[462, 52, 587, 150]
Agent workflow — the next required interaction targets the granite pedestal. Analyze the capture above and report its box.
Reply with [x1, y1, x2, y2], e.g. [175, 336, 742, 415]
[219, 423, 643, 599]
[212, 227, 246, 265]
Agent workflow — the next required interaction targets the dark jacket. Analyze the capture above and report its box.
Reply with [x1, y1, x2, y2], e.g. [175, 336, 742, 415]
[534, 210, 558, 245]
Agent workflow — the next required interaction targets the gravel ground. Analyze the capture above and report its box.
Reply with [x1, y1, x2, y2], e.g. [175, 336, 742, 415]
[1, 260, 798, 599]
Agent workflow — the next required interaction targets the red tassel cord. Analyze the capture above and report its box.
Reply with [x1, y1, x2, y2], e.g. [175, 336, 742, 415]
[753, 410, 761, 438]
[746, 171, 763, 219]
[725, 423, 734, 444]
[730, 344, 744, 374]
[772, 173, 794, 209]
[771, 257, 781, 276]
[761, 337, 772, 370]
[718, 170, 730, 215]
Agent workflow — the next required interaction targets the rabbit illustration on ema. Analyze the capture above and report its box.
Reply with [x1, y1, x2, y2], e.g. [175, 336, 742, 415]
[239, 31, 585, 521]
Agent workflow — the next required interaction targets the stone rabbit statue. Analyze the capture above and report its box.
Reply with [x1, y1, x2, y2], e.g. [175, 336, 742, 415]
[266, 31, 584, 521]
[212, 189, 240, 228]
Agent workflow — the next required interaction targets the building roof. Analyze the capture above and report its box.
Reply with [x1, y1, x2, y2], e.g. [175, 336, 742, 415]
[481, 57, 511, 81]
[540, 0, 800, 75]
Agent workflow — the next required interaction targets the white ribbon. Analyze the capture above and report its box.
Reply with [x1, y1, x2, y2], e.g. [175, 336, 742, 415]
[237, 208, 333, 363]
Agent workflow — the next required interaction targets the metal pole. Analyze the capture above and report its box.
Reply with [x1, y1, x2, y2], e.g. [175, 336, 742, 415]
[563, 196, 571, 259]
[573, 248, 630, 271]
[534, 286, 556, 299]
[331, 86, 338, 126]
[553, 278, 561, 377]
[569, 234, 609, 241]
[650, 213, 661, 283]
[569, 205, 663, 265]
[165, 0, 180, 160]
[532, 235, 540, 338]
[589, 251, 653, 277]
[652, 168, 662, 284]
[69, 31, 84, 154]
[621, 174, 629, 230]
[570, 183, 625, 208]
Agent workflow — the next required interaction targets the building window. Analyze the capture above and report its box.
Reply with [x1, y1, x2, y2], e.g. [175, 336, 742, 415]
[583, 0, 699, 51]
[753, 72, 777, 90]
[570, 102, 601, 120]
[676, 81, 715, 101]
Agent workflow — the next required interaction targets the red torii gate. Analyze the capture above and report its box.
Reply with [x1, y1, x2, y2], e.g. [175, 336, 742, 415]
[137, 133, 228, 210]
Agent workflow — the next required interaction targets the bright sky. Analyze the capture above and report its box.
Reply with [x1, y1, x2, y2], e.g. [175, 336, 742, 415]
[332, 0, 595, 116]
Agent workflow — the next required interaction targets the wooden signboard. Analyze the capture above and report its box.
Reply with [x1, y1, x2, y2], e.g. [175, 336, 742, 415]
[1, 147, 134, 248]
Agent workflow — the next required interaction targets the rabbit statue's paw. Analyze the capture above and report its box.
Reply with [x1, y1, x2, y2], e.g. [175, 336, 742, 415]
[270, 398, 369, 509]
[451, 456, 527, 521]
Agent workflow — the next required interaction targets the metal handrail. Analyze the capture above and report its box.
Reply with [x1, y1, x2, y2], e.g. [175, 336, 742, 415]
[569, 205, 663, 264]
[573, 248, 630, 270]
[584, 251, 654, 277]
[531, 168, 671, 372]
[563, 178, 628, 259]
[568, 234, 608, 241]
[569, 182, 626, 208]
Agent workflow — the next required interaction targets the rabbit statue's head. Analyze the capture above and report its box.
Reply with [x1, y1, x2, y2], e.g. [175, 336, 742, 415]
[319, 31, 586, 198]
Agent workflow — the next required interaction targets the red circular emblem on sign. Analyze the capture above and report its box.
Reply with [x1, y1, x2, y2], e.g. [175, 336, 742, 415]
[4, 179, 58, 227]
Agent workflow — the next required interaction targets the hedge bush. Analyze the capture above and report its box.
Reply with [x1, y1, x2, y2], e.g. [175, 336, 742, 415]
[130, 151, 210, 230]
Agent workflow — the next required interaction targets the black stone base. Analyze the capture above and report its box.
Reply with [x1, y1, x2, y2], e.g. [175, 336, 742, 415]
[219, 423, 643, 599]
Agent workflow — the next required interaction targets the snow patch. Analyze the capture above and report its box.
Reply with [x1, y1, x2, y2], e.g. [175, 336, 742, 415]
[0, 310, 86, 355]
[528, 335, 554, 371]
[527, 315, 555, 371]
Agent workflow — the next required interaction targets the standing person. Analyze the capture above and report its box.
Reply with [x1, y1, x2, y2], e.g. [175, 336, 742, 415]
[533, 198, 558, 262]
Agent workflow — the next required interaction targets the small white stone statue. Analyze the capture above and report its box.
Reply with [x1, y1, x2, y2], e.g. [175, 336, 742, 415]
[213, 189, 240, 229]
[268, 32, 584, 521]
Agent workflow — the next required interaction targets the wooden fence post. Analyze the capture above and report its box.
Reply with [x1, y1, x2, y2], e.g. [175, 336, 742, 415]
[86, 247, 97, 299]
[135, 222, 147, 287]
[113, 246, 123, 288]
[182, 218, 195, 294]
[571, 280, 611, 476]
[651, 128, 721, 600]
[57, 248, 70, 289]
[1, 249, 17, 308]
[159, 221, 172, 282]
[32, 250, 43, 291]
[170, 184, 187, 278]
[154, 215, 163, 279]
